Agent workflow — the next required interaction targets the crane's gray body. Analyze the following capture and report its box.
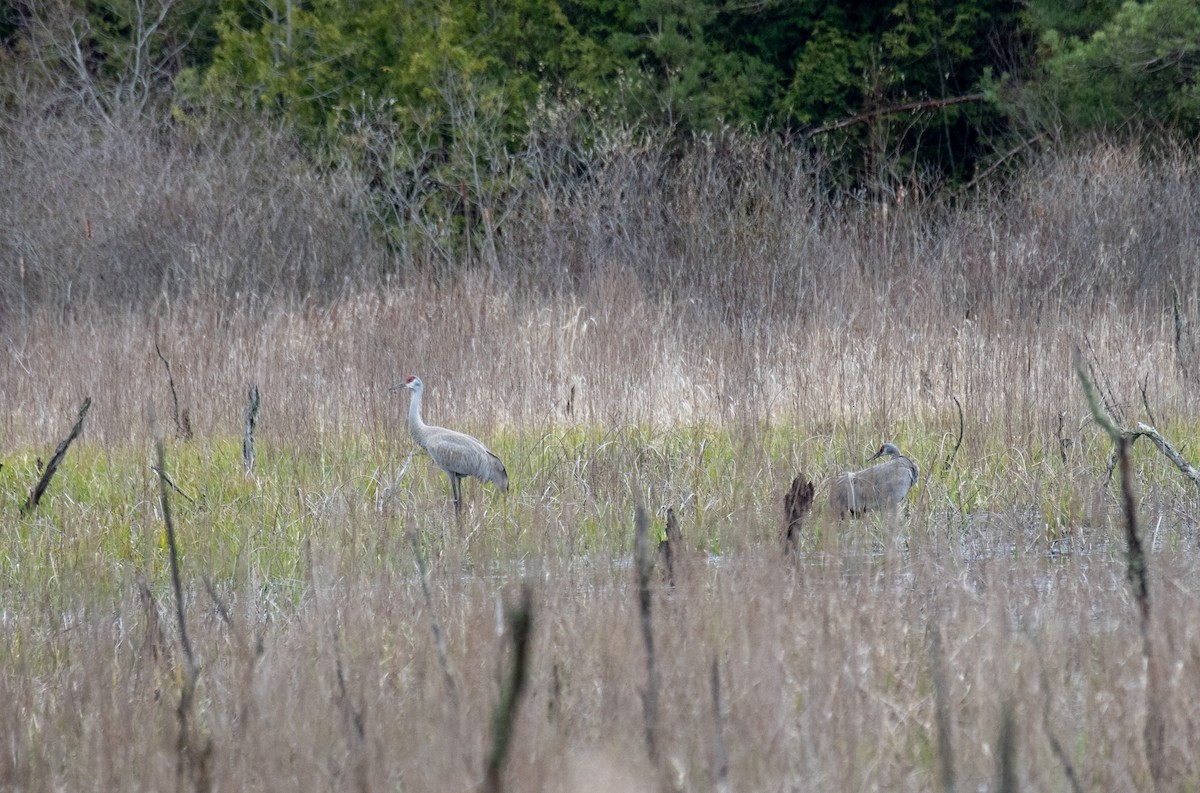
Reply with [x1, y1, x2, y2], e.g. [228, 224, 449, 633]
[398, 376, 508, 510]
[829, 442, 918, 519]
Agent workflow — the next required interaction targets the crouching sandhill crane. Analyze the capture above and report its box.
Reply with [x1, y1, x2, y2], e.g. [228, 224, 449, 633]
[393, 375, 508, 513]
[829, 442, 918, 519]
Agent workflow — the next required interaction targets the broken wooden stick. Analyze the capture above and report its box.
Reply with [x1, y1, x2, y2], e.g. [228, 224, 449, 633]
[155, 436, 213, 792]
[634, 505, 661, 771]
[242, 384, 260, 476]
[22, 397, 91, 514]
[658, 508, 683, 587]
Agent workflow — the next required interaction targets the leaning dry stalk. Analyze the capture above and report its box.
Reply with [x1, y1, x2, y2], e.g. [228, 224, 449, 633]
[1035, 640, 1083, 793]
[1170, 280, 1192, 380]
[711, 657, 729, 793]
[994, 699, 1016, 793]
[155, 436, 212, 793]
[410, 530, 459, 709]
[483, 585, 533, 793]
[928, 622, 957, 793]
[331, 623, 368, 793]
[942, 395, 964, 472]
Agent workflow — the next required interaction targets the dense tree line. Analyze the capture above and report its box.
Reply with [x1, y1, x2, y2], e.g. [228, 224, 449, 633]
[2, 0, 1199, 192]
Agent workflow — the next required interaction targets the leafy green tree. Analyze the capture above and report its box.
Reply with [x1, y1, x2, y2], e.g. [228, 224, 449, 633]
[775, 0, 1018, 188]
[190, 0, 586, 140]
[1023, 0, 1200, 137]
[559, 0, 796, 131]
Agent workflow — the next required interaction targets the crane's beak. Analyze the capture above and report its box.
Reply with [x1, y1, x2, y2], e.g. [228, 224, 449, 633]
[867, 447, 885, 462]
[390, 381, 410, 392]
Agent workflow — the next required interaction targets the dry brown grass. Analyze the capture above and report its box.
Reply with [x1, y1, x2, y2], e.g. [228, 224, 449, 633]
[0, 279, 1194, 443]
[4, 533, 1200, 791]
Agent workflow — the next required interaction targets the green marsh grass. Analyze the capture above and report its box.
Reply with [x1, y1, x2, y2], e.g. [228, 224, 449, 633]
[5, 390, 1200, 789]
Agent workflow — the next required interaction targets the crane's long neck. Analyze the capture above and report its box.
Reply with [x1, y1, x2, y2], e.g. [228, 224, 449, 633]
[408, 388, 431, 448]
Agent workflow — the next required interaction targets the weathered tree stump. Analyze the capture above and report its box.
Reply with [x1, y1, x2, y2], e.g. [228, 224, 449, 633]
[782, 474, 815, 557]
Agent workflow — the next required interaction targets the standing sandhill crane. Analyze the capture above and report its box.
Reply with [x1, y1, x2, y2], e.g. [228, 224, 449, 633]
[829, 442, 918, 519]
[393, 375, 509, 513]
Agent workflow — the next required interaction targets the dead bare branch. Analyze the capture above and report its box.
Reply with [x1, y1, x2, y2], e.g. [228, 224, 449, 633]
[1132, 422, 1200, 492]
[804, 93, 986, 139]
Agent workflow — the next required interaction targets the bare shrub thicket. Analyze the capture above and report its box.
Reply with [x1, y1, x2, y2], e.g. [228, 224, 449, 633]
[0, 113, 386, 318]
[3, 110, 1200, 327]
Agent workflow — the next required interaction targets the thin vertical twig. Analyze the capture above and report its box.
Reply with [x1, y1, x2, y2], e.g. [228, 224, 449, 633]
[329, 621, 370, 793]
[1055, 410, 1070, 465]
[1036, 644, 1083, 793]
[410, 530, 459, 710]
[995, 699, 1017, 793]
[1074, 351, 1150, 626]
[942, 395, 964, 472]
[1170, 280, 1191, 381]
[158, 437, 195, 678]
[711, 656, 730, 793]
[408, 524, 475, 778]
[1115, 436, 1149, 627]
[1082, 335, 1124, 428]
[155, 340, 191, 439]
[929, 622, 957, 793]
